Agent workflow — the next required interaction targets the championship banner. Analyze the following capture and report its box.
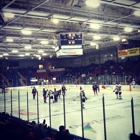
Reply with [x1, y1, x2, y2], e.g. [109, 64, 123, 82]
[89, 57, 96, 62]
[118, 47, 140, 57]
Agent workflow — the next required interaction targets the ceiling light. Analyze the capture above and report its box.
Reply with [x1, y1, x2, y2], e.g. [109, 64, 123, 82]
[38, 50, 44, 53]
[134, 11, 140, 16]
[90, 24, 100, 29]
[25, 53, 30, 56]
[36, 55, 40, 57]
[12, 49, 18, 53]
[3, 12, 15, 18]
[21, 30, 32, 35]
[19, 54, 25, 57]
[122, 38, 127, 42]
[113, 36, 120, 41]
[93, 35, 101, 40]
[96, 45, 99, 49]
[25, 45, 32, 49]
[38, 56, 41, 60]
[0, 55, 3, 57]
[42, 53, 47, 56]
[52, 19, 59, 24]
[3, 53, 9, 56]
[6, 38, 13, 42]
[124, 27, 132, 32]
[40, 41, 49, 44]
[86, 0, 100, 8]
[90, 42, 97, 46]
[138, 30, 140, 33]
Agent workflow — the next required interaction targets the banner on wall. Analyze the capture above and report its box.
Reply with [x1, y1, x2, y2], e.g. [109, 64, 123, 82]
[74, 59, 81, 65]
[118, 47, 140, 57]
[89, 57, 96, 63]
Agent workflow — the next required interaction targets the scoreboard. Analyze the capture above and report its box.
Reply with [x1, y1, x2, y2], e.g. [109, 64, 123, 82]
[60, 33, 83, 46]
[54, 32, 84, 57]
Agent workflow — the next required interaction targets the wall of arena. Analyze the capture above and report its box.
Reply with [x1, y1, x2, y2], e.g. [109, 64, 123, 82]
[1, 84, 139, 93]
[0, 47, 118, 69]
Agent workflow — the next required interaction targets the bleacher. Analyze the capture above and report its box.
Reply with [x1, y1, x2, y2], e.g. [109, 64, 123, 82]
[0, 112, 89, 140]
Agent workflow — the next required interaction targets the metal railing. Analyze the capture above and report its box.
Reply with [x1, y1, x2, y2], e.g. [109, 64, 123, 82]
[0, 88, 137, 140]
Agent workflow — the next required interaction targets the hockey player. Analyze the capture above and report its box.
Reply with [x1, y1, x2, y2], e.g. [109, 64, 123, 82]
[113, 84, 119, 99]
[61, 85, 67, 96]
[113, 84, 122, 99]
[32, 87, 37, 99]
[53, 88, 58, 103]
[2, 83, 6, 94]
[43, 88, 48, 103]
[92, 83, 98, 95]
[118, 84, 122, 99]
[48, 90, 54, 103]
[131, 79, 136, 85]
[80, 87, 86, 109]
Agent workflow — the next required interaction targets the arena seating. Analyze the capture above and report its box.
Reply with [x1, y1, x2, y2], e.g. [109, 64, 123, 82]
[0, 112, 89, 140]
[1, 59, 140, 87]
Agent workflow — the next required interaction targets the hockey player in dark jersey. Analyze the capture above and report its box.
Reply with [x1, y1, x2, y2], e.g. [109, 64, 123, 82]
[61, 85, 67, 96]
[32, 87, 37, 99]
[2, 83, 6, 94]
[92, 83, 98, 95]
[54, 88, 58, 103]
[43, 88, 48, 103]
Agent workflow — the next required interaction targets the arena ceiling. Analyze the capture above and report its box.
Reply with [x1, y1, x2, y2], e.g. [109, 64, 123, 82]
[0, 0, 140, 59]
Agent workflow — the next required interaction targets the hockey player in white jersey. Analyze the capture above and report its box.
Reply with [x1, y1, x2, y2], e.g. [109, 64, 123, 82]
[113, 84, 122, 99]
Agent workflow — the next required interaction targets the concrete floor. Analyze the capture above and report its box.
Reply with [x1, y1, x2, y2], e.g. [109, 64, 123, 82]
[0, 87, 140, 140]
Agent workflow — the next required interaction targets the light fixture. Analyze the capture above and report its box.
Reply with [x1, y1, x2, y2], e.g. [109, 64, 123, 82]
[6, 38, 13, 42]
[12, 49, 18, 53]
[90, 42, 97, 46]
[38, 50, 44, 53]
[138, 30, 140, 33]
[124, 27, 132, 32]
[36, 55, 40, 57]
[96, 45, 99, 49]
[52, 46, 56, 49]
[93, 35, 101, 40]
[38, 56, 41, 60]
[0, 55, 3, 57]
[3, 53, 9, 56]
[122, 38, 127, 42]
[52, 19, 59, 24]
[19, 54, 25, 57]
[3, 12, 15, 18]
[25, 45, 32, 49]
[21, 30, 32, 35]
[121, 57, 125, 59]
[90, 24, 100, 29]
[42, 53, 47, 56]
[25, 53, 30, 56]
[86, 0, 100, 8]
[113, 36, 120, 41]
[40, 41, 49, 44]
[133, 11, 140, 16]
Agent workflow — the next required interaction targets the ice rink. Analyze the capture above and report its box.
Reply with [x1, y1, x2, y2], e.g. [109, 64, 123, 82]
[0, 86, 140, 140]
